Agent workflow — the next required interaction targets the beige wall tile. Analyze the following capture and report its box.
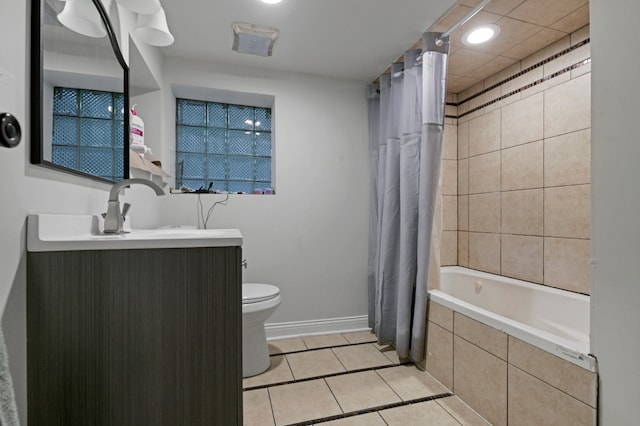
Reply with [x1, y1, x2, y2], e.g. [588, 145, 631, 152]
[508, 365, 596, 426]
[520, 71, 571, 98]
[458, 195, 469, 231]
[469, 151, 501, 194]
[501, 234, 544, 284]
[458, 159, 469, 195]
[445, 104, 458, 117]
[509, 337, 597, 407]
[544, 237, 591, 294]
[469, 109, 501, 156]
[437, 396, 492, 426]
[501, 189, 543, 236]
[458, 121, 469, 159]
[571, 61, 591, 79]
[483, 61, 521, 89]
[571, 24, 590, 45]
[443, 195, 458, 231]
[501, 140, 543, 191]
[428, 301, 454, 332]
[521, 36, 570, 70]
[544, 184, 590, 239]
[484, 92, 521, 113]
[501, 67, 543, 96]
[469, 232, 501, 274]
[458, 231, 470, 267]
[545, 129, 591, 187]
[442, 159, 458, 196]
[543, 43, 591, 77]
[544, 73, 591, 137]
[454, 336, 507, 426]
[444, 124, 458, 160]
[469, 193, 501, 233]
[425, 321, 454, 391]
[441, 231, 458, 266]
[501, 93, 543, 149]
[454, 313, 508, 360]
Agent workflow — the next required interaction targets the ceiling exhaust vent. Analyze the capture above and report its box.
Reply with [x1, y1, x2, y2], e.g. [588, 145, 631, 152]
[232, 22, 279, 57]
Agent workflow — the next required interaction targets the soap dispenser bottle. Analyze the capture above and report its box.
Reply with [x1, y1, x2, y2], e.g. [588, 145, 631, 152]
[130, 104, 145, 154]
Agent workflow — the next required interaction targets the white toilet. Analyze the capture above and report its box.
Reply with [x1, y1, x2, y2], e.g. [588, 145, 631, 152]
[242, 283, 281, 377]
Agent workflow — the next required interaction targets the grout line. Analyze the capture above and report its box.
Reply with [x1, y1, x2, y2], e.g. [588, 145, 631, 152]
[243, 361, 413, 392]
[266, 387, 277, 426]
[269, 340, 375, 357]
[285, 393, 453, 426]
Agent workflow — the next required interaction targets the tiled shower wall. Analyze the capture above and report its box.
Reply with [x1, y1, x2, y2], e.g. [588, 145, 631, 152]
[440, 25, 591, 295]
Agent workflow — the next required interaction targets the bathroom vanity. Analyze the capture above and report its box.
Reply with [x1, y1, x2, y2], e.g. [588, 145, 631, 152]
[26, 215, 243, 425]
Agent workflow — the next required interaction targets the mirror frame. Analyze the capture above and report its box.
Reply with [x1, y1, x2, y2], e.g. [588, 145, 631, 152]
[30, 0, 130, 183]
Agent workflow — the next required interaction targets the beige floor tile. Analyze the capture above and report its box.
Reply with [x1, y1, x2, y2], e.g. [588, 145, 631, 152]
[379, 400, 460, 426]
[269, 379, 342, 425]
[437, 396, 492, 425]
[268, 337, 307, 355]
[326, 371, 401, 413]
[376, 365, 448, 401]
[332, 344, 392, 371]
[303, 333, 350, 349]
[243, 389, 274, 426]
[341, 330, 377, 344]
[319, 412, 387, 425]
[243, 355, 294, 389]
[286, 348, 345, 380]
[373, 344, 402, 364]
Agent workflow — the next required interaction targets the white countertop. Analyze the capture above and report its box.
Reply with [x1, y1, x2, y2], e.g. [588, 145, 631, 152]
[27, 214, 243, 252]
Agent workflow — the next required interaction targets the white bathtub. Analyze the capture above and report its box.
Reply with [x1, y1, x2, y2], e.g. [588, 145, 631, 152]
[429, 266, 596, 372]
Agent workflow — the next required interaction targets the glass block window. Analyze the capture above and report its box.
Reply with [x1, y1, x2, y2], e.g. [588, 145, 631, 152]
[176, 98, 272, 193]
[51, 87, 125, 181]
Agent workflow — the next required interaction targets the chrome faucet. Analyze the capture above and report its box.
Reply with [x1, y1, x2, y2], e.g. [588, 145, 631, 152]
[103, 178, 165, 234]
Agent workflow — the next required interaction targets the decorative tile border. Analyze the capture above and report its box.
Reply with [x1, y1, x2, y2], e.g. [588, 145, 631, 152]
[446, 39, 591, 119]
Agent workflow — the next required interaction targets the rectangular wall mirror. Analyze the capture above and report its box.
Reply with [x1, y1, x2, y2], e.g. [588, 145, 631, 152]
[31, 0, 129, 183]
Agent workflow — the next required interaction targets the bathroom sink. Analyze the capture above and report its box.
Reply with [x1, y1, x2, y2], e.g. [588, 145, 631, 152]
[27, 214, 243, 252]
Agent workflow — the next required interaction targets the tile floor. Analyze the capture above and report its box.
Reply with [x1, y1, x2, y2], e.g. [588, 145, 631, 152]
[243, 331, 491, 425]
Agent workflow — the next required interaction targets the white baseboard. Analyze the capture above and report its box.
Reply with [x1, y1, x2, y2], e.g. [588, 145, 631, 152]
[265, 315, 369, 340]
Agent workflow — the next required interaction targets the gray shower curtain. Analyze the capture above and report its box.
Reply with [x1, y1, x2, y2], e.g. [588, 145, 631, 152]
[368, 32, 449, 362]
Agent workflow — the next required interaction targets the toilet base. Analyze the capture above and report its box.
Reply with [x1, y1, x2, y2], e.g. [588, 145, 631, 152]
[242, 322, 270, 377]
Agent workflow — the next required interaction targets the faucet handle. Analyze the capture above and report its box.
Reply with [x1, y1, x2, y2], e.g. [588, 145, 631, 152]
[121, 203, 131, 220]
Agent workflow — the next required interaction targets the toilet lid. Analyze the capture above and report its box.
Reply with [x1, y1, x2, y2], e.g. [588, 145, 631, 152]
[243, 283, 280, 304]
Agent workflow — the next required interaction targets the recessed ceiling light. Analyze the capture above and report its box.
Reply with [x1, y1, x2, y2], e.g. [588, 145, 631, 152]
[260, 0, 282, 4]
[462, 24, 500, 45]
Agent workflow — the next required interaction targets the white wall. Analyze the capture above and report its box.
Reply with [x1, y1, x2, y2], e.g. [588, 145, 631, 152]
[146, 58, 371, 323]
[590, 1, 640, 424]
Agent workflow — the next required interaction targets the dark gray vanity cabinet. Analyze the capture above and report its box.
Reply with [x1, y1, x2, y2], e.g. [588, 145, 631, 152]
[27, 246, 242, 425]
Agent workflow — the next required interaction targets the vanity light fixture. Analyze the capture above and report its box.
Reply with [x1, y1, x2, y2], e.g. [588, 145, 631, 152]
[462, 24, 500, 45]
[232, 22, 279, 57]
[134, 7, 174, 46]
[260, 0, 283, 4]
[57, 0, 110, 38]
[115, 0, 161, 15]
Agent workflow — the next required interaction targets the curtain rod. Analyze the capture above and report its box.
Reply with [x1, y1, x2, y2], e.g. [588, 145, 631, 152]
[436, 0, 492, 45]
[372, 0, 492, 84]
